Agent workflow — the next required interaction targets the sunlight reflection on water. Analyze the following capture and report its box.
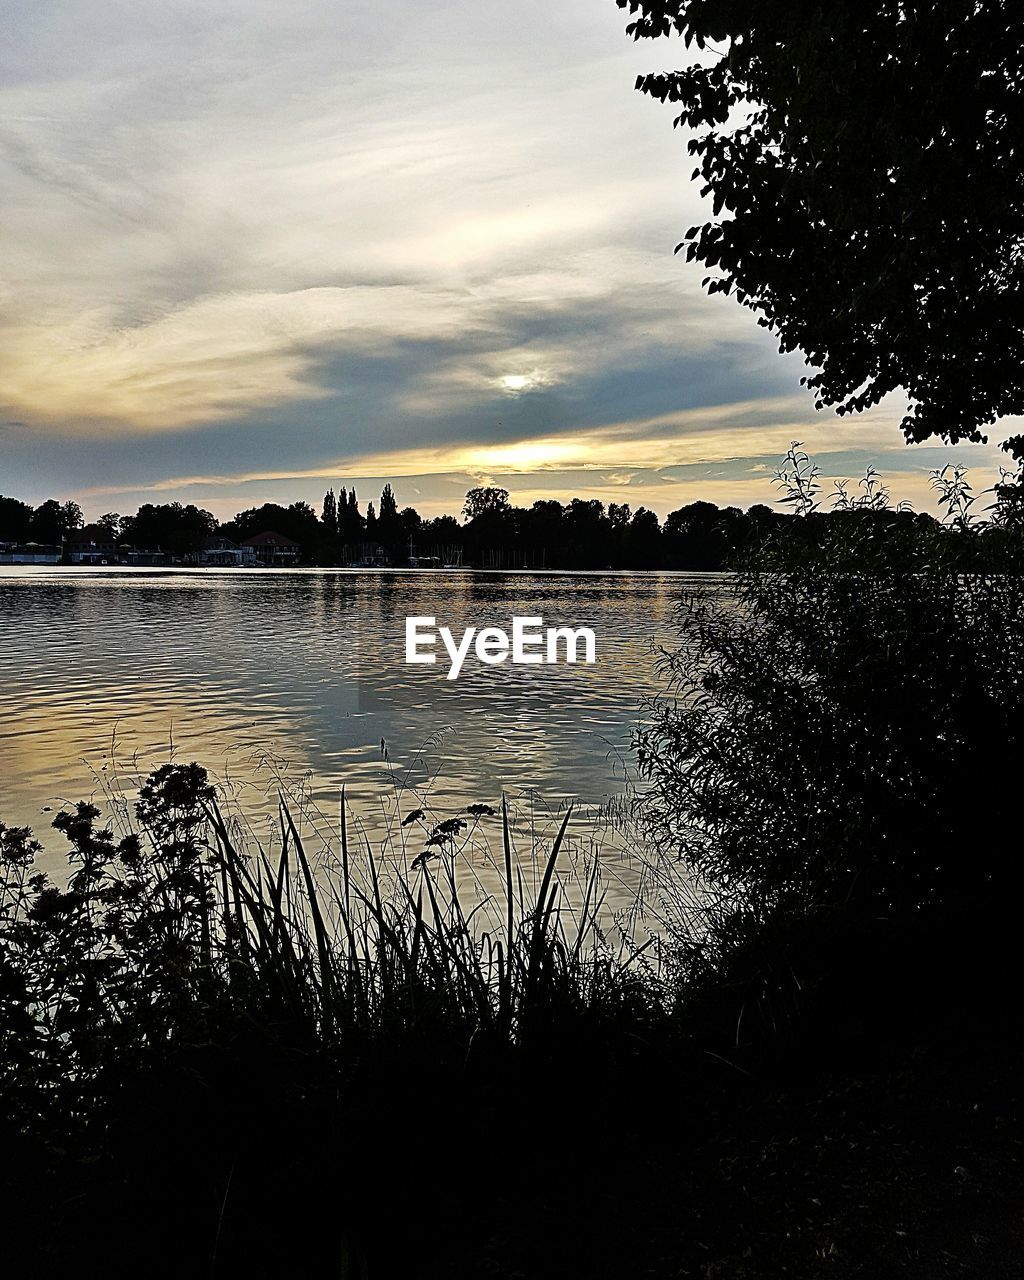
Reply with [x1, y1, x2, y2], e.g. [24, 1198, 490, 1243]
[0, 568, 722, 874]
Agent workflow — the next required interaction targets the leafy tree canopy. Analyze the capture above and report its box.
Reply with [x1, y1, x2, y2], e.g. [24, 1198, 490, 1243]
[95, 513, 122, 540]
[121, 502, 216, 555]
[0, 496, 33, 542]
[462, 487, 511, 521]
[622, 0, 1024, 455]
[321, 489, 338, 537]
[29, 499, 83, 544]
[378, 483, 399, 520]
[224, 502, 318, 546]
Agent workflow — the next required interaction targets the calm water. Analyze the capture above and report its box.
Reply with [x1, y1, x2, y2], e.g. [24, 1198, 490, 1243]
[0, 568, 714, 849]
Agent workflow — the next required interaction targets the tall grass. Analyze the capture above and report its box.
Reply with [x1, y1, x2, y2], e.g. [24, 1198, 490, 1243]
[1, 764, 681, 1139]
[2, 764, 694, 1275]
[207, 789, 632, 1044]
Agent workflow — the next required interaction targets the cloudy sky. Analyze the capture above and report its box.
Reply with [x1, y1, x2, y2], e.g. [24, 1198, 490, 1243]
[0, 0, 1010, 522]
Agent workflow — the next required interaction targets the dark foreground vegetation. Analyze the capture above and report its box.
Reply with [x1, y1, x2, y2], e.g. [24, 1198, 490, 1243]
[3, 463, 1024, 1278]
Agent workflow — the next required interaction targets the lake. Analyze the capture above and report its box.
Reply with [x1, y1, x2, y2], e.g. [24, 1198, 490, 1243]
[0, 568, 715, 860]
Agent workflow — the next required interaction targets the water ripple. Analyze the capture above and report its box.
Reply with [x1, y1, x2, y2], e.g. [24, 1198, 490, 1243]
[0, 567, 716, 834]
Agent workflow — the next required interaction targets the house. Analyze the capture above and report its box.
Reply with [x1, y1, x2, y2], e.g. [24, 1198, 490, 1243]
[124, 547, 169, 566]
[69, 525, 120, 564]
[199, 536, 258, 567]
[0, 541, 61, 565]
[240, 530, 301, 566]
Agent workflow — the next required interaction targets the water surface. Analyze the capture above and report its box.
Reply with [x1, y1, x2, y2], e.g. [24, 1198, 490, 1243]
[0, 568, 713, 845]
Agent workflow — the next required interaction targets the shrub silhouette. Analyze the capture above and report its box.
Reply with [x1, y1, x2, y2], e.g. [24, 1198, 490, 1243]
[637, 471, 1024, 1053]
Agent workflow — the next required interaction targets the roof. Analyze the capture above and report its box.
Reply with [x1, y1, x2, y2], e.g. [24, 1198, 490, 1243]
[240, 530, 300, 547]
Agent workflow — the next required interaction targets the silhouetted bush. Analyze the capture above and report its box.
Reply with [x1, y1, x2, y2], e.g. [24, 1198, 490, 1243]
[0, 766, 667, 1275]
[637, 465, 1024, 1055]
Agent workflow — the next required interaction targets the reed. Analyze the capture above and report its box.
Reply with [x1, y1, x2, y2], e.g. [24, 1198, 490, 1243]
[216, 786, 670, 1045]
[0, 764, 678, 1134]
[1, 765, 690, 1274]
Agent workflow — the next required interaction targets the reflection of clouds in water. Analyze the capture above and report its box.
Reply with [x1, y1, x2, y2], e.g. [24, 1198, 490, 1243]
[0, 570, 717, 865]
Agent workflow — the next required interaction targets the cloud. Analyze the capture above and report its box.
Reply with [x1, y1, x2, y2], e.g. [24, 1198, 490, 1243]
[1, 0, 1012, 517]
[74, 391, 1010, 519]
[0, 285, 486, 429]
[1, 1, 722, 432]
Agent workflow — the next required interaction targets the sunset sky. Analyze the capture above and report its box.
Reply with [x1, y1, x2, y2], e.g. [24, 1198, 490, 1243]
[1, 0, 1012, 522]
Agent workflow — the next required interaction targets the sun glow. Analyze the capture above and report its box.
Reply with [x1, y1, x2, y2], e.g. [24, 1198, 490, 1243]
[498, 370, 549, 394]
[470, 440, 580, 469]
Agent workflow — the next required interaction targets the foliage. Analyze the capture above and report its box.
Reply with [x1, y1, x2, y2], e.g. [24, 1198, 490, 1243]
[1, 764, 669, 1271]
[29, 498, 83, 544]
[120, 501, 218, 556]
[623, 0, 1024, 456]
[378, 482, 398, 520]
[0, 495, 33, 542]
[95, 512, 123, 540]
[1, 763, 654, 1148]
[638, 465, 1024, 951]
[773, 441, 821, 516]
[633, 451, 1024, 1062]
[220, 500, 318, 548]
[0, 496, 85, 546]
[462, 485, 511, 521]
[321, 487, 338, 537]
[8, 466, 1024, 569]
[0, 766, 219, 1139]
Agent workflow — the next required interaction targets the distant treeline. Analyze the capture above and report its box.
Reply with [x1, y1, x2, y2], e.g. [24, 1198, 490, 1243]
[3, 461, 1023, 570]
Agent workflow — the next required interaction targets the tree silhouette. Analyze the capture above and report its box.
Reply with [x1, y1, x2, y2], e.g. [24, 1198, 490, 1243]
[338, 488, 364, 545]
[321, 489, 338, 538]
[462, 487, 510, 521]
[623, 1, 1024, 455]
[121, 503, 216, 556]
[0, 496, 33, 542]
[29, 499, 83, 544]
